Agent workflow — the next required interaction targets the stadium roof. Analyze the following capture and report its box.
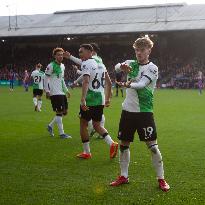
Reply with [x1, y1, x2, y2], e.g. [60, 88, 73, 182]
[1, 3, 205, 38]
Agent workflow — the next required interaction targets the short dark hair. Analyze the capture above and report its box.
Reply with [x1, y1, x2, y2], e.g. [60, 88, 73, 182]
[90, 43, 100, 53]
[80, 44, 93, 52]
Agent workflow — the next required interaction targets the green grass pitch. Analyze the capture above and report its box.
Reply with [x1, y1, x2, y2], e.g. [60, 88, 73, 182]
[0, 86, 204, 205]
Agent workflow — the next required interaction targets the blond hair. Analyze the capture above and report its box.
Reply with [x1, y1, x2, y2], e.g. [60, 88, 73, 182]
[52, 47, 64, 56]
[133, 36, 154, 49]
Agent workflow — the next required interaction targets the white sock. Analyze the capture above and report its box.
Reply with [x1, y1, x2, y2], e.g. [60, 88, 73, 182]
[83, 141, 90, 154]
[150, 145, 164, 179]
[37, 100, 42, 110]
[33, 97, 37, 106]
[120, 147, 130, 178]
[104, 134, 114, 146]
[55, 116, 64, 135]
[100, 114, 105, 127]
[88, 120, 94, 135]
[49, 117, 56, 128]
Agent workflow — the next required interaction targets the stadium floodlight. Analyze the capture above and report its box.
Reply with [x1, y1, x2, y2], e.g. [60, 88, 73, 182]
[67, 37, 71, 41]
[2, 39, 5, 42]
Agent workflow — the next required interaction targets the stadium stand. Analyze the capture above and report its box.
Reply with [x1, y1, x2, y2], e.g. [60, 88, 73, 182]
[0, 3, 205, 88]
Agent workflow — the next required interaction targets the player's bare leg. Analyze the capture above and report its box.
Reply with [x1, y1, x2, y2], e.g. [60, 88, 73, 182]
[93, 121, 118, 159]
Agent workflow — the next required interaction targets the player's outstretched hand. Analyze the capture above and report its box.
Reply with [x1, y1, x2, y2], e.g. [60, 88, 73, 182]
[119, 81, 131, 88]
[124, 81, 132, 88]
[120, 63, 132, 73]
[63, 51, 71, 59]
[116, 81, 123, 86]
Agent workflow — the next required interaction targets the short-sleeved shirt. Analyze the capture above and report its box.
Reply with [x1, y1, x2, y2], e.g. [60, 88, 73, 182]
[45, 61, 67, 96]
[121, 60, 158, 113]
[81, 58, 106, 106]
[31, 70, 45, 90]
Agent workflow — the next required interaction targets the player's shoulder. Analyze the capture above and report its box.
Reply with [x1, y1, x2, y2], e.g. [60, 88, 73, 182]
[31, 70, 37, 75]
[85, 58, 97, 64]
[148, 62, 158, 72]
[47, 62, 53, 68]
[82, 58, 97, 68]
[92, 55, 103, 63]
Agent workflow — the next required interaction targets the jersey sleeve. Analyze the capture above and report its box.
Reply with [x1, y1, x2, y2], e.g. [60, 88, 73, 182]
[70, 55, 82, 65]
[143, 64, 158, 82]
[81, 61, 91, 76]
[115, 60, 134, 72]
[45, 64, 53, 76]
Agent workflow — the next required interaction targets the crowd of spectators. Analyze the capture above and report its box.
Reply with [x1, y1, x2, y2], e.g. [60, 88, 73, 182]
[0, 45, 204, 89]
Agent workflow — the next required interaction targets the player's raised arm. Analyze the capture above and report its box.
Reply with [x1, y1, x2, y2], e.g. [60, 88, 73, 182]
[64, 51, 82, 65]
[115, 60, 132, 73]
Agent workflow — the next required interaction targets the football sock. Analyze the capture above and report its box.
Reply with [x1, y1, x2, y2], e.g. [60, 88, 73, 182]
[55, 115, 64, 135]
[33, 97, 37, 106]
[49, 117, 56, 128]
[83, 141, 90, 154]
[102, 133, 114, 146]
[120, 145, 130, 178]
[37, 100, 42, 110]
[149, 144, 164, 179]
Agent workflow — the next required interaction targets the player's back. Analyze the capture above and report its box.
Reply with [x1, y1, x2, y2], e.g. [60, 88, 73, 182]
[31, 70, 44, 90]
[81, 58, 106, 106]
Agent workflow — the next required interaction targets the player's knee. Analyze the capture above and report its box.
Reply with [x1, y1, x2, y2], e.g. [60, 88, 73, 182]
[120, 144, 129, 152]
[93, 123, 100, 131]
[148, 144, 159, 154]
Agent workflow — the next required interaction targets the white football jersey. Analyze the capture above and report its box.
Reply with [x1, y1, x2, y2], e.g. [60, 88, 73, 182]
[81, 58, 106, 106]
